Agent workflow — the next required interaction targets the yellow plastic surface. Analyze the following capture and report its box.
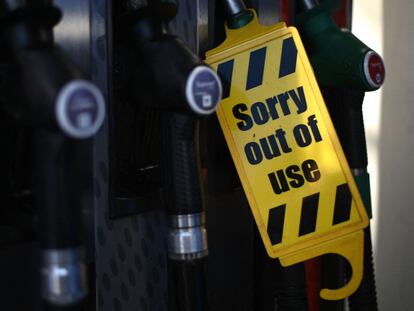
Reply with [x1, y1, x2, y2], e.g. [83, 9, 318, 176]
[205, 11, 369, 300]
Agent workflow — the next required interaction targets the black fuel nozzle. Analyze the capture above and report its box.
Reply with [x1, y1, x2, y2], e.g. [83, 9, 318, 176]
[121, 3, 222, 310]
[0, 1, 105, 138]
[124, 3, 222, 117]
[0, 1, 105, 308]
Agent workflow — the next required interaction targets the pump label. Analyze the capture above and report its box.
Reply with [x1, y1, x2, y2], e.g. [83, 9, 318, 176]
[364, 51, 385, 88]
[206, 22, 368, 259]
[56, 80, 105, 139]
[186, 66, 222, 115]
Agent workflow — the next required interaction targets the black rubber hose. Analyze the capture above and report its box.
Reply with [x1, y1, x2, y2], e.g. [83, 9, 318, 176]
[322, 88, 367, 169]
[322, 87, 378, 311]
[163, 113, 203, 216]
[35, 130, 81, 249]
[169, 258, 209, 311]
[320, 254, 346, 311]
[164, 113, 209, 311]
[348, 228, 378, 310]
[275, 262, 309, 311]
[253, 227, 308, 311]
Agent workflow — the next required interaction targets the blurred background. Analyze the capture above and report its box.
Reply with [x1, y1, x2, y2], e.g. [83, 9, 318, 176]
[354, 0, 414, 309]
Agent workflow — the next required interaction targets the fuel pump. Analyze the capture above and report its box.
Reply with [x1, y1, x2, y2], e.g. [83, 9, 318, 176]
[296, 0, 385, 310]
[0, 1, 105, 309]
[118, 2, 222, 310]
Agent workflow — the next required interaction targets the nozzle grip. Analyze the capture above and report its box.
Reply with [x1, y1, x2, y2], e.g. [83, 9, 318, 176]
[322, 87, 368, 169]
[164, 113, 203, 215]
[35, 130, 82, 249]
[275, 262, 309, 310]
[5, 47, 82, 127]
[131, 36, 221, 116]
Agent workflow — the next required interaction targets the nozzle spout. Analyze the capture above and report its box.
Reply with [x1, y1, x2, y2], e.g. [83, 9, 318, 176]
[222, 0, 247, 17]
[298, 0, 320, 11]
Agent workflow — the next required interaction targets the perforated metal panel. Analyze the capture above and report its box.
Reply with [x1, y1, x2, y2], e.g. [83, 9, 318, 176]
[95, 210, 168, 311]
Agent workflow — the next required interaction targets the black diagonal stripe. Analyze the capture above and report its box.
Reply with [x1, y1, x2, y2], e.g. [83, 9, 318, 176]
[217, 59, 234, 99]
[299, 192, 320, 236]
[333, 183, 352, 225]
[267, 204, 286, 245]
[246, 47, 267, 90]
[279, 37, 298, 78]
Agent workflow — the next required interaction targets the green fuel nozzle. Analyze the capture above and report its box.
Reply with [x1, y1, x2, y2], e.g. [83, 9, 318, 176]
[296, 2, 381, 309]
[296, 0, 385, 91]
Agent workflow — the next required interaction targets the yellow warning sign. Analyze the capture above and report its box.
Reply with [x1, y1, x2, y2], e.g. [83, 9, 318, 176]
[206, 11, 369, 300]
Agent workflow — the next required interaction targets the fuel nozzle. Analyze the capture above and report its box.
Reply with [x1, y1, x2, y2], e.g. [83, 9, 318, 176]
[122, 2, 221, 310]
[296, 0, 385, 91]
[221, 0, 254, 29]
[0, 2, 105, 138]
[0, 1, 105, 308]
[296, 1, 382, 309]
[125, 3, 222, 117]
